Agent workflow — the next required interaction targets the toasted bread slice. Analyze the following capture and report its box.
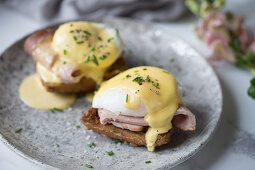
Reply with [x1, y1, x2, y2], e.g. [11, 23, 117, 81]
[81, 107, 174, 147]
[41, 56, 126, 93]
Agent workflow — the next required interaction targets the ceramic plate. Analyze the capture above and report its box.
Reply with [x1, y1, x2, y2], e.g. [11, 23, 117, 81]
[0, 17, 222, 170]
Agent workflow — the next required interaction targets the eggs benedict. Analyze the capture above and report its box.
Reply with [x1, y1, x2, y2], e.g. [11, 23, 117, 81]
[81, 66, 196, 151]
[19, 21, 126, 110]
[24, 21, 126, 93]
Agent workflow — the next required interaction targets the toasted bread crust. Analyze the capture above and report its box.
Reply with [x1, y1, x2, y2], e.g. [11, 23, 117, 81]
[81, 107, 174, 147]
[41, 56, 126, 93]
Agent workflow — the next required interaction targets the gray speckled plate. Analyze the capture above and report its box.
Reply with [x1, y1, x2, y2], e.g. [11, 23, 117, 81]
[0, 17, 222, 170]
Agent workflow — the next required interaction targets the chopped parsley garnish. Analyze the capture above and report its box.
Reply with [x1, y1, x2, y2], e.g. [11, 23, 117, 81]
[56, 144, 60, 147]
[15, 128, 22, 133]
[90, 47, 95, 51]
[77, 41, 84, 44]
[83, 30, 91, 36]
[152, 82, 160, 89]
[162, 70, 169, 74]
[145, 75, 150, 82]
[134, 70, 139, 73]
[126, 94, 128, 103]
[92, 55, 99, 66]
[49, 108, 63, 113]
[63, 49, 67, 55]
[84, 164, 93, 168]
[132, 76, 142, 84]
[106, 151, 114, 156]
[107, 37, 114, 43]
[69, 30, 74, 33]
[143, 68, 147, 71]
[84, 56, 90, 63]
[115, 141, 122, 144]
[87, 142, 96, 148]
[76, 125, 81, 129]
[145, 161, 151, 164]
[126, 74, 131, 78]
[98, 36, 102, 41]
[99, 55, 107, 60]
[73, 36, 77, 40]
[63, 61, 67, 64]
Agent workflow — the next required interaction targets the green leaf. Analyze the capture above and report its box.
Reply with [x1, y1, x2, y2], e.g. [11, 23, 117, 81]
[77, 41, 84, 44]
[115, 141, 122, 144]
[63, 49, 67, 55]
[145, 75, 150, 82]
[132, 76, 142, 84]
[84, 56, 90, 63]
[87, 142, 96, 148]
[248, 84, 255, 99]
[248, 78, 255, 99]
[107, 37, 114, 43]
[83, 30, 91, 36]
[251, 78, 255, 85]
[99, 55, 107, 60]
[98, 36, 102, 41]
[84, 164, 93, 168]
[92, 55, 99, 66]
[185, 0, 200, 16]
[213, 0, 225, 9]
[15, 128, 23, 133]
[49, 108, 63, 113]
[105, 151, 114, 156]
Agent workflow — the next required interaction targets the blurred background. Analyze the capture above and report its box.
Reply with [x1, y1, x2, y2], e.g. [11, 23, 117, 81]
[0, 0, 255, 170]
[0, 0, 187, 23]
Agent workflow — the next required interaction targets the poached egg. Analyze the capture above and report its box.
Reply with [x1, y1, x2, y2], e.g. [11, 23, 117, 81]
[37, 21, 125, 84]
[93, 66, 182, 151]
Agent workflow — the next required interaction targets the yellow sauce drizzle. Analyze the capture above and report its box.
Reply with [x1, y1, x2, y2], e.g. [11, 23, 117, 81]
[19, 74, 76, 110]
[37, 21, 121, 85]
[94, 66, 181, 151]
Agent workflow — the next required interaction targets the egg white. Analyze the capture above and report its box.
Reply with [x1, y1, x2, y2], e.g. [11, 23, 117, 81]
[97, 23, 125, 59]
[92, 84, 184, 117]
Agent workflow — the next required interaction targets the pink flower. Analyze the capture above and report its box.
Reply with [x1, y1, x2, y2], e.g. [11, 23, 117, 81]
[197, 11, 235, 62]
[209, 39, 236, 63]
[201, 11, 227, 34]
[248, 25, 255, 54]
[238, 26, 249, 50]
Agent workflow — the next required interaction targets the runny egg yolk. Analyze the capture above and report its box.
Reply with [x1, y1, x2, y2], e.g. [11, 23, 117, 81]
[37, 21, 123, 84]
[94, 66, 182, 151]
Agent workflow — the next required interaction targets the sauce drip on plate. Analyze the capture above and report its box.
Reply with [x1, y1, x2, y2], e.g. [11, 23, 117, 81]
[19, 74, 76, 110]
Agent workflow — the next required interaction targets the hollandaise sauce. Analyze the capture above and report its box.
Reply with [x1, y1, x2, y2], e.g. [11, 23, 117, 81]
[37, 21, 124, 84]
[94, 66, 181, 151]
[19, 74, 76, 110]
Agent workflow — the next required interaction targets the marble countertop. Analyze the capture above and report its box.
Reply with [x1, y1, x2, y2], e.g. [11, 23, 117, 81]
[0, 0, 254, 169]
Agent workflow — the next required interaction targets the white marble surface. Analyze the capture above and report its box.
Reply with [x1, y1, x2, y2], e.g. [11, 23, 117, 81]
[0, 0, 255, 169]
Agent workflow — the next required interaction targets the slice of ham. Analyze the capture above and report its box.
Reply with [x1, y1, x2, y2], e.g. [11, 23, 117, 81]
[58, 64, 82, 84]
[98, 105, 196, 132]
[172, 105, 196, 131]
[98, 109, 149, 126]
[111, 122, 145, 132]
[24, 29, 58, 69]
